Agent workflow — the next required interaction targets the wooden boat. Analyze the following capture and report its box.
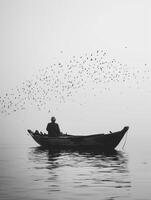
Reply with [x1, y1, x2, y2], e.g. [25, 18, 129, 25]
[27, 126, 129, 152]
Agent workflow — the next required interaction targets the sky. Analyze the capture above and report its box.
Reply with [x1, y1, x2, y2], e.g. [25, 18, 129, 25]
[0, 0, 151, 144]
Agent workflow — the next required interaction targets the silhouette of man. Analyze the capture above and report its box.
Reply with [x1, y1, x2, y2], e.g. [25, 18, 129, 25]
[46, 117, 61, 137]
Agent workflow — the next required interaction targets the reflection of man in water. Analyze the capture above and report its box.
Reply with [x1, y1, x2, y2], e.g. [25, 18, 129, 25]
[46, 117, 61, 137]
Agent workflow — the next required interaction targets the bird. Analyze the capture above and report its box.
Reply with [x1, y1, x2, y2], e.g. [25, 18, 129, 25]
[0, 49, 150, 115]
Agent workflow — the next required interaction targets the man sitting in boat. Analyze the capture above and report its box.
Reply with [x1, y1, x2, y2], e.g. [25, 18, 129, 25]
[46, 117, 62, 137]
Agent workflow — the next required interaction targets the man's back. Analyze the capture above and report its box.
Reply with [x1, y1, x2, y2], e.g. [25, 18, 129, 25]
[46, 122, 61, 137]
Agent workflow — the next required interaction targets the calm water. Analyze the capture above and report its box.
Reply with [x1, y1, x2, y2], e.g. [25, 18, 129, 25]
[0, 132, 151, 200]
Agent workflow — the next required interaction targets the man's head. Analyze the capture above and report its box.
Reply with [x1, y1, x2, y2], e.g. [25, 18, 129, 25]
[51, 116, 56, 123]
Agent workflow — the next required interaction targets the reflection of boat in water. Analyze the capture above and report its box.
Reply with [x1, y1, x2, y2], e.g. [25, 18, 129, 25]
[28, 146, 131, 197]
[29, 146, 129, 173]
[28, 126, 129, 152]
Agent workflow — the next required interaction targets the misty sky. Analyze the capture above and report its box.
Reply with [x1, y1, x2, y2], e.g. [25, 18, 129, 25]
[0, 0, 151, 141]
[0, 0, 150, 87]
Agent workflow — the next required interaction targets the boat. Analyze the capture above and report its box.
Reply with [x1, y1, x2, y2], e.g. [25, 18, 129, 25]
[27, 126, 129, 152]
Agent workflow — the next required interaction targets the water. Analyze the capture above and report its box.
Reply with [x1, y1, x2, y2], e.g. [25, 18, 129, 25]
[0, 132, 151, 200]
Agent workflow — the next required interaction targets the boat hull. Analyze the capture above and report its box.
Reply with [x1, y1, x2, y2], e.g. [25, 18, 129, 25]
[27, 126, 129, 152]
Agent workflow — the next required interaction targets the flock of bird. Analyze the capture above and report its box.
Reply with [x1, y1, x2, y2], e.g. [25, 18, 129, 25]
[0, 49, 150, 115]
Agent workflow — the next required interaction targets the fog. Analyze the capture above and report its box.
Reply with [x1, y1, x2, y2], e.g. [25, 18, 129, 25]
[0, 0, 150, 144]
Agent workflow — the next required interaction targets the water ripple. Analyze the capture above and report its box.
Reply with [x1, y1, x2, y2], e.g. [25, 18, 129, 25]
[27, 147, 131, 200]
